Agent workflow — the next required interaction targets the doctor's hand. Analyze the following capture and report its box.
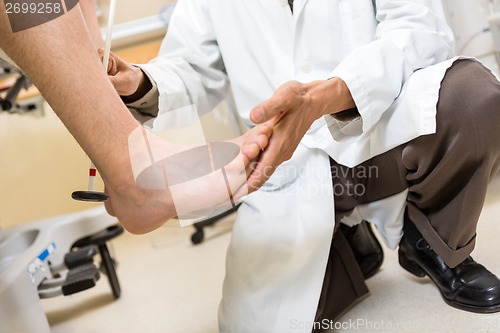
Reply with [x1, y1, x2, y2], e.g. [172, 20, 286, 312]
[247, 78, 355, 191]
[97, 48, 151, 101]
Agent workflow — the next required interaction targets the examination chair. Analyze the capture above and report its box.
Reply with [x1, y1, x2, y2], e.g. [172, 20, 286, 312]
[0, 206, 123, 333]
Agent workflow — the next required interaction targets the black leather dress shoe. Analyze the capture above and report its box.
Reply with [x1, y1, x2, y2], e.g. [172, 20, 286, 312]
[399, 220, 500, 313]
[339, 221, 384, 279]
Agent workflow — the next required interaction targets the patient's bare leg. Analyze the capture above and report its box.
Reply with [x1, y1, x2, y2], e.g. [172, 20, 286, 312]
[0, 3, 271, 233]
[80, 0, 104, 48]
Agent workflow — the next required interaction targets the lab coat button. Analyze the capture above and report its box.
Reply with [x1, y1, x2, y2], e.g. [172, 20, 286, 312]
[301, 63, 312, 73]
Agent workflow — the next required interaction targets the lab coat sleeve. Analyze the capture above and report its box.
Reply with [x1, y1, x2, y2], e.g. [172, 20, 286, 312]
[134, 0, 229, 118]
[125, 68, 160, 123]
[328, 0, 455, 139]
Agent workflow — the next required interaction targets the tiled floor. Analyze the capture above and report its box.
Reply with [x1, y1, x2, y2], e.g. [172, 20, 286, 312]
[42, 177, 500, 333]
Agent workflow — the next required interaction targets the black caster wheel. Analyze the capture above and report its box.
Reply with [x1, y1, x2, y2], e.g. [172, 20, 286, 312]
[191, 229, 204, 245]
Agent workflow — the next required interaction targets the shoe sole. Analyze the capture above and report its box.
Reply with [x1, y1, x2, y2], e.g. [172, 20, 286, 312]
[398, 251, 500, 314]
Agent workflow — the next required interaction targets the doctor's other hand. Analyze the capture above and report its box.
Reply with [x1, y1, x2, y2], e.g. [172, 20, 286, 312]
[97, 48, 151, 101]
[247, 78, 356, 190]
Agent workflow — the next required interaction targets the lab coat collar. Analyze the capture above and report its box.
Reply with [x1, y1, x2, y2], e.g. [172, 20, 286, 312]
[292, 0, 310, 19]
[279, 0, 309, 19]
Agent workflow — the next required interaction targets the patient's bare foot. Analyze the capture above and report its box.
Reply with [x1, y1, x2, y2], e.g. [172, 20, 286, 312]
[229, 124, 273, 175]
[104, 124, 272, 233]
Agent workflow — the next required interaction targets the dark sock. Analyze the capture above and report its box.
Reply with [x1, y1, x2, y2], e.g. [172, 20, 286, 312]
[403, 214, 423, 244]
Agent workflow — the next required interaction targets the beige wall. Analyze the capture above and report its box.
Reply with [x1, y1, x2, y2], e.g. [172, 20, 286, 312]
[0, 108, 103, 228]
[97, 0, 176, 25]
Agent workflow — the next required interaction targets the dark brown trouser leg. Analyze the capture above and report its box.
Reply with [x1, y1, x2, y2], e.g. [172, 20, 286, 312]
[314, 147, 407, 331]
[314, 59, 500, 327]
[403, 59, 500, 267]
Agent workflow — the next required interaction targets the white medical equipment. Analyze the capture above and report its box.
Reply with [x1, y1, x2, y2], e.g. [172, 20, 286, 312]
[0, 206, 123, 333]
[442, 0, 500, 74]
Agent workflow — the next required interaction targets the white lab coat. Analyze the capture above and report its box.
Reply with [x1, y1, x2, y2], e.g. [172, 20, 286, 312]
[136, 0, 460, 331]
